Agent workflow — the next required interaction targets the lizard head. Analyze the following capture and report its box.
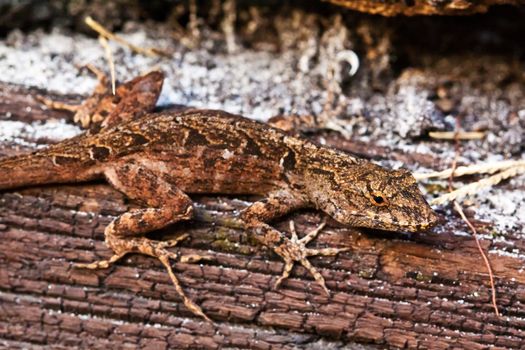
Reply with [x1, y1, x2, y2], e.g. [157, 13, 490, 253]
[307, 162, 439, 232]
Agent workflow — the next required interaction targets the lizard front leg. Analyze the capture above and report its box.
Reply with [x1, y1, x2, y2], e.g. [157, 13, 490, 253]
[76, 160, 211, 321]
[241, 190, 348, 295]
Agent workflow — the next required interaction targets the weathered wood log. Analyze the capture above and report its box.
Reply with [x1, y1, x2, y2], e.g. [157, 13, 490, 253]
[1, 82, 524, 349]
[326, 0, 525, 16]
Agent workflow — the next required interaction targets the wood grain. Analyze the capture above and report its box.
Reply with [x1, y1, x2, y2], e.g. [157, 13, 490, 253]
[1, 82, 525, 349]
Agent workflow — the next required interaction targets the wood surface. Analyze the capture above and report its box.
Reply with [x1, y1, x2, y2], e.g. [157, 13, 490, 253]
[325, 0, 525, 16]
[1, 82, 525, 349]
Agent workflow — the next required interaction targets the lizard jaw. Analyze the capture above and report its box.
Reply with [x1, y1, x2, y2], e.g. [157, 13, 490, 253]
[332, 210, 439, 233]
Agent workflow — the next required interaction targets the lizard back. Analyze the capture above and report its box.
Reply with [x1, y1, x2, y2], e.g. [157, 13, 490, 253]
[0, 109, 318, 195]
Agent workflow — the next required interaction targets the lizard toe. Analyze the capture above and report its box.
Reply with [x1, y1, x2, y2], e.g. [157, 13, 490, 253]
[74, 251, 127, 270]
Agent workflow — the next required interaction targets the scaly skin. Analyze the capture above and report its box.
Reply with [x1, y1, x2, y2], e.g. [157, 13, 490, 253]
[0, 71, 439, 322]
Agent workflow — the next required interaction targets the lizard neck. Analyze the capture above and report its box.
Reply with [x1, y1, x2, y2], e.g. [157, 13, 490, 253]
[286, 138, 362, 210]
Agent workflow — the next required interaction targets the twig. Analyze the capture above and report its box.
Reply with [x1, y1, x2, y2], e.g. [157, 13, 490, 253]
[98, 36, 116, 95]
[446, 118, 500, 317]
[447, 119, 460, 192]
[188, 0, 200, 43]
[221, 0, 237, 53]
[429, 131, 485, 140]
[414, 159, 525, 180]
[453, 201, 500, 317]
[85, 16, 170, 57]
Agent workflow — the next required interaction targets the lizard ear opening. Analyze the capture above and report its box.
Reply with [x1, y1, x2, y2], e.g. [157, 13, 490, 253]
[369, 192, 388, 207]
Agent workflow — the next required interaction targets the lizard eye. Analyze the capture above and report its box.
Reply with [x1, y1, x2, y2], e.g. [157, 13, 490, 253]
[369, 192, 388, 206]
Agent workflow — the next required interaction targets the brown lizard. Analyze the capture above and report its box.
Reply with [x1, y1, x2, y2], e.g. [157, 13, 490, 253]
[0, 70, 439, 322]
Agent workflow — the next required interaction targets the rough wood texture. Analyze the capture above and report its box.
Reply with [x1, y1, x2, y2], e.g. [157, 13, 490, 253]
[1, 82, 525, 349]
[326, 0, 525, 16]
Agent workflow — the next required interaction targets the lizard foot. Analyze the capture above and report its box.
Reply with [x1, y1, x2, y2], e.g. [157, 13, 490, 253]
[35, 95, 80, 113]
[74, 233, 189, 270]
[35, 64, 106, 117]
[274, 220, 349, 296]
[75, 234, 213, 323]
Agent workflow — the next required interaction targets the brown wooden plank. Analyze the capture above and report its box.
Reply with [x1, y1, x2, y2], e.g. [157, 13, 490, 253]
[1, 82, 524, 349]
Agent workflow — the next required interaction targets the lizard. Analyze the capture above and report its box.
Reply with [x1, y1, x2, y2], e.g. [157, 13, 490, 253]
[0, 69, 439, 322]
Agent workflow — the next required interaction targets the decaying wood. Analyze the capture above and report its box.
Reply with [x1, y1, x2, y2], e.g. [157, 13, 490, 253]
[1, 83, 525, 349]
[326, 0, 525, 16]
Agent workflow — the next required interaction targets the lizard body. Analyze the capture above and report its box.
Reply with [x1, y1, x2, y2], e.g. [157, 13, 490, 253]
[0, 110, 436, 230]
[0, 71, 438, 322]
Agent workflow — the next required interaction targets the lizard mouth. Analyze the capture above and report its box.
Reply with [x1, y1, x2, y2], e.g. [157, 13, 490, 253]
[333, 210, 439, 233]
[384, 212, 440, 232]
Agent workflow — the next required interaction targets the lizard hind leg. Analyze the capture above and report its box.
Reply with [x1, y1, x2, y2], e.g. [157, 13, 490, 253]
[77, 234, 211, 322]
[75, 161, 212, 322]
[75, 233, 188, 270]
[36, 64, 111, 129]
[37, 65, 163, 132]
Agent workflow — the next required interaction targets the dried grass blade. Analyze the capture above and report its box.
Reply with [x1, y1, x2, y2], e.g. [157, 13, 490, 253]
[431, 164, 525, 205]
[85, 16, 169, 57]
[414, 160, 525, 180]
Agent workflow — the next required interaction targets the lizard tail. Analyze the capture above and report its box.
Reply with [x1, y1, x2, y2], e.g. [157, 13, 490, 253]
[0, 147, 101, 191]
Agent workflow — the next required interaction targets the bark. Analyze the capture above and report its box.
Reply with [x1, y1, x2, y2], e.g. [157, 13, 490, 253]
[1, 82, 525, 350]
[326, 0, 525, 16]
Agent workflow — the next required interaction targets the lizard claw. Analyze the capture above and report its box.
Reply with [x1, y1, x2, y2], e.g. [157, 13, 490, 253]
[273, 220, 348, 295]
